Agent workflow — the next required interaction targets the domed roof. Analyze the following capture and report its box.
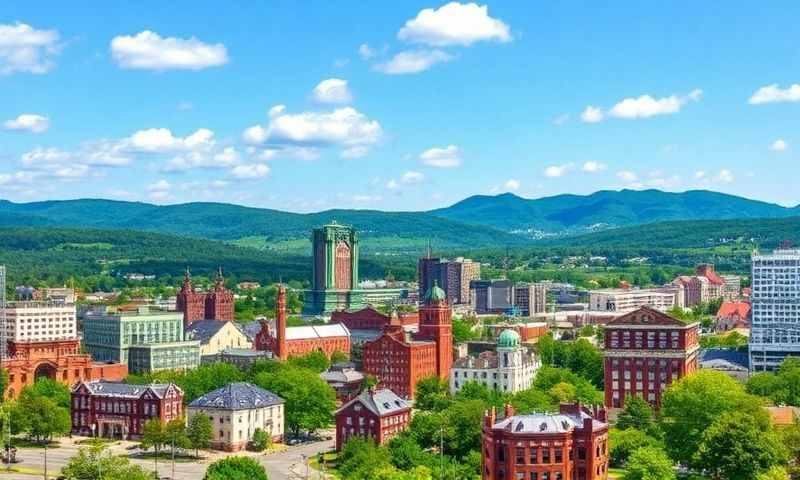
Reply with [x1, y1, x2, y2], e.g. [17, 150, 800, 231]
[497, 329, 521, 348]
[423, 280, 447, 303]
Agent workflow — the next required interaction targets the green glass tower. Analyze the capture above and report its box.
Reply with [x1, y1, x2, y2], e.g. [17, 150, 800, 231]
[303, 222, 364, 316]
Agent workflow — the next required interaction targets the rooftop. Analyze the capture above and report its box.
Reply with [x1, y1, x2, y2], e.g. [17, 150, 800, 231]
[336, 388, 410, 417]
[187, 319, 246, 344]
[75, 380, 179, 399]
[189, 382, 284, 410]
[493, 409, 605, 434]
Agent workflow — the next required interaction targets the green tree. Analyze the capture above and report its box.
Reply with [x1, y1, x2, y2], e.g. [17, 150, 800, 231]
[755, 466, 790, 480]
[186, 413, 213, 457]
[330, 350, 349, 365]
[165, 417, 190, 451]
[454, 381, 507, 409]
[452, 318, 478, 343]
[442, 399, 486, 459]
[386, 434, 429, 471]
[609, 428, 662, 467]
[510, 387, 553, 414]
[288, 350, 330, 373]
[616, 395, 655, 432]
[204, 456, 268, 480]
[20, 396, 71, 444]
[695, 411, 788, 480]
[413, 377, 450, 412]
[249, 428, 271, 452]
[19, 377, 71, 408]
[338, 437, 392, 480]
[547, 382, 577, 403]
[140, 418, 166, 475]
[61, 443, 154, 480]
[623, 446, 676, 480]
[254, 365, 335, 437]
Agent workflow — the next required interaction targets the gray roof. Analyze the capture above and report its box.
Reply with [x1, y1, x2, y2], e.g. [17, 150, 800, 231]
[186, 320, 245, 345]
[188, 382, 284, 410]
[320, 368, 364, 384]
[242, 321, 263, 341]
[699, 348, 749, 370]
[337, 388, 410, 417]
[75, 380, 178, 399]
[493, 410, 603, 434]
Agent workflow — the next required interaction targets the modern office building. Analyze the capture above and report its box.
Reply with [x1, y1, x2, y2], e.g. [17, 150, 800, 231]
[418, 256, 480, 305]
[514, 282, 548, 316]
[472, 280, 549, 315]
[83, 307, 201, 373]
[749, 248, 800, 371]
[603, 307, 700, 409]
[304, 222, 365, 316]
[450, 329, 539, 394]
[589, 288, 676, 313]
[481, 404, 609, 480]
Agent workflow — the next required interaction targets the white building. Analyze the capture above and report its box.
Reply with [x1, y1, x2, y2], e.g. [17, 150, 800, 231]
[450, 329, 539, 394]
[187, 382, 284, 451]
[588, 288, 676, 313]
[749, 248, 800, 371]
[4, 301, 77, 343]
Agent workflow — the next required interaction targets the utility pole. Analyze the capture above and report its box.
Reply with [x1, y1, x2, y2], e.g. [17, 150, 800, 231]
[43, 442, 47, 480]
[171, 430, 176, 480]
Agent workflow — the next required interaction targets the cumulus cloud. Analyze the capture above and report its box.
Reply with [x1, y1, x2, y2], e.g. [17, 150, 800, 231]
[770, 139, 788, 152]
[374, 49, 454, 74]
[581, 161, 606, 173]
[397, 2, 511, 47]
[543, 163, 573, 178]
[387, 171, 425, 190]
[608, 89, 702, 119]
[0, 23, 61, 75]
[110, 30, 228, 70]
[3, 113, 50, 133]
[580, 106, 604, 123]
[230, 163, 270, 179]
[147, 179, 172, 201]
[163, 146, 242, 172]
[419, 145, 462, 168]
[749, 83, 800, 105]
[617, 170, 638, 182]
[504, 179, 520, 191]
[312, 78, 353, 104]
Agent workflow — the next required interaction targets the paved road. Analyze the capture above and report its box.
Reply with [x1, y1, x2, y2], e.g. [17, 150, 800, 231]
[3, 437, 334, 480]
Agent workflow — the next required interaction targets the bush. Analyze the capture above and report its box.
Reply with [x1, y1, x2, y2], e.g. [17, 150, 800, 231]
[204, 456, 268, 480]
[248, 428, 271, 452]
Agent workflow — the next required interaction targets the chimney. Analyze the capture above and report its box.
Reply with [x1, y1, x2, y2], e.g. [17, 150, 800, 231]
[485, 406, 497, 428]
[276, 284, 287, 360]
[504, 404, 515, 419]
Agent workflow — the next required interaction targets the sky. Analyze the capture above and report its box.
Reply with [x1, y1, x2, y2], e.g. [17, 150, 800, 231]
[1, 1, 799, 212]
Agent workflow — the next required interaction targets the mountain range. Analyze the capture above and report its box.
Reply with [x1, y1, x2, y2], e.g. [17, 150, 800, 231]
[1, 189, 797, 249]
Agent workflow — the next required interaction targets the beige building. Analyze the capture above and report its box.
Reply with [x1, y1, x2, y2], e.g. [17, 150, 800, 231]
[589, 288, 676, 312]
[187, 382, 284, 451]
[4, 301, 77, 343]
[185, 320, 252, 357]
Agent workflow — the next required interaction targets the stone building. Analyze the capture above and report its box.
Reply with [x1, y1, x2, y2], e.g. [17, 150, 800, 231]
[334, 388, 411, 451]
[481, 404, 609, 480]
[671, 264, 726, 307]
[71, 380, 183, 440]
[176, 269, 235, 327]
[187, 382, 284, 450]
[451, 329, 540, 394]
[304, 223, 364, 316]
[186, 319, 252, 357]
[83, 307, 200, 373]
[362, 282, 453, 399]
[603, 306, 700, 409]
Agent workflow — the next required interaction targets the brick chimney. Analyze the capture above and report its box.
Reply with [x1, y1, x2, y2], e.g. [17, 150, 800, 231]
[276, 284, 287, 360]
[504, 404, 515, 419]
[484, 406, 497, 428]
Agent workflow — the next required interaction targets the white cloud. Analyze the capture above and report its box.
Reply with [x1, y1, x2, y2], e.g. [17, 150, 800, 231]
[358, 43, 376, 60]
[163, 146, 241, 172]
[581, 161, 606, 173]
[580, 106, 604, 123]
[504, 179, 520, 191]
[341, 146, 370, 159]
[268, 105, 286, 118]
[608, 89, 702, 119]
[3, 113, 50, 133]
[543, 163, 573, 178]
[231, 163, 270, 179]
[146, 179, 172, 201]
[110, 30, 228, 70]
[312, 78, 353, 104]
[397, 2, 511, 47]
[0, 23, 61, 75]
[419, 145, 462, 168]
[770, 139, 788, 152]
[148, 179, 171, 191]
[749, 83, 800, 105]
[617, 170, 638, 182]
[374, 49, 453, 75]
[242, 125, 268, 145]
[716, 169, 734, 183]
[350, 194, 382, 204]
[177, 101, 193, 111]
[127, 128, 215, 153]
[21, 147, 71, 166]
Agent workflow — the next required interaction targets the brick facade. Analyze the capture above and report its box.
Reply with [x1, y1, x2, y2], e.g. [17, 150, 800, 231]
[176, 269, 234, 327]
[331, 307, 418, 330]
[334, 389, 411, 450]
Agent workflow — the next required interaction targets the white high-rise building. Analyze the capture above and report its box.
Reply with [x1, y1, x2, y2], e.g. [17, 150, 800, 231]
[749, 248, 800, 371]
[3, 301, 78, 344]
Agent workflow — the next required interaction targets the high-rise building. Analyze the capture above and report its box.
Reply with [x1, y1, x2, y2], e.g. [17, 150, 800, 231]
[303, 222, 364, 316]
[589, 288, 676, 312]
[471, 280, 548, 315]
[514, 282, 548, 316]
[418, 256, 480, 305]
[749, 248, 800, 371]
[603, 307, 700, 409]
[176, 268, 234, 327]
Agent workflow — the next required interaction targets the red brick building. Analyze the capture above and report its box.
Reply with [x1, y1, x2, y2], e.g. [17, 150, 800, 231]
[603, 306, 700, 409]
[482, 403, 609, 480]
[334, 388, 411, 450]
[715, 301, 751, 332]
[331, 306, 418, 331]
[486, 322, 549, 343]
[3, 339, 128, 399]
[71, 380, 183, 439]
[255, 285, 350, 359]
[176, 269, 235, 327]
[362, 283, 453, 399]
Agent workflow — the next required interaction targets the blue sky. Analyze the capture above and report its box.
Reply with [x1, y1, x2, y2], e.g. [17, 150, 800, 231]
[1, 1, 798, 211]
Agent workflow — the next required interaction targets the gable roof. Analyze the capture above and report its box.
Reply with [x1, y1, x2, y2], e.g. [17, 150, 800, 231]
[74, 380, 180, 399]
[188, 382, 284, 410]
[606, 306, 693, 328]
[336, 388, 410, 417]
[717, 301, 751, 319]
[186, 319, 241, 344]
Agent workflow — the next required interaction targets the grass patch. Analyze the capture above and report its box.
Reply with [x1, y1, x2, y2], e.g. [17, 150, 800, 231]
[134, 451, 197, 463]
[0, 465, 46, 476]
[309, 451, 339, 478]
[608, 468, 626, 479]
[10, 438, 60, 449]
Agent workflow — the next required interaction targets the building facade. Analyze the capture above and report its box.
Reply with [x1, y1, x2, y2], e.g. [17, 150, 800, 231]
[331, 306, 418, 331]
[334, 388, 411, 451]
[71, 380, 183, 440]
[188, 382, 285, 450]
[418, 256, 480, 305]
[481, 404, 609, 480]
[514, 283, 548, 316]
[304, 223, 365, 316]
[362, 283, 453, 399]
[715, 301, 751, 332]
[451, 329, 540, 394]
[589, 288, 676, 313]
[671, 264, 727, 307]
[472, 281, 549, 316]
[175, 269, 235, 327]
[603, 307, 700, 409]
[750, 248, 800, 371]
[82, 307, 201, 373]
[186, 319, 252, 357]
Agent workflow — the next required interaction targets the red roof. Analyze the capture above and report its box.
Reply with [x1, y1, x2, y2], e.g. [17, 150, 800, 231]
[696, 264, 725, 286]
[716, 301, 750, 319]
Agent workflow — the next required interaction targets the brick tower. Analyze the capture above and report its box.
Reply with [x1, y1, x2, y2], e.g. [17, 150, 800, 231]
[176, 269, 205, 327]
[205, 268, 234, 322]
[275, 284, 288, 360]
[418, 281, 453, 380]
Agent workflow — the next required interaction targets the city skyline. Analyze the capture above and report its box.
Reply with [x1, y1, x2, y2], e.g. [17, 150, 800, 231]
[2, 1, 799, 212]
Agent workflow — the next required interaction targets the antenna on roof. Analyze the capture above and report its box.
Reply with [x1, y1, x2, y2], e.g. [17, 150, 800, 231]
[426, 238, 432, 259]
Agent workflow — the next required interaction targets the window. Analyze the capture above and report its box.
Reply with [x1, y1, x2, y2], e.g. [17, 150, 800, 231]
[516, 448, 525, 464]
[578, 447, 586, 460]
[542, 448, 550, 463]
[555, 448, 562, 463]
[530, 447, 538, 464]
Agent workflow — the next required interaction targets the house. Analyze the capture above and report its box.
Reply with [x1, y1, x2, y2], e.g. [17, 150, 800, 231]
[715, 301, 751, 333]
[320, 362, 365, 403]
[71, 380, 183, 440]
[187, 382, 284, 451]
[334, 388, 411, 450]
[186, 319, 253, 357]
[451, 329, 539, 394]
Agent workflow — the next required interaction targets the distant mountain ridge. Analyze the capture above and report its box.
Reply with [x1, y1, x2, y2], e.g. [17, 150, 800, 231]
[0, 189, 796, 244]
